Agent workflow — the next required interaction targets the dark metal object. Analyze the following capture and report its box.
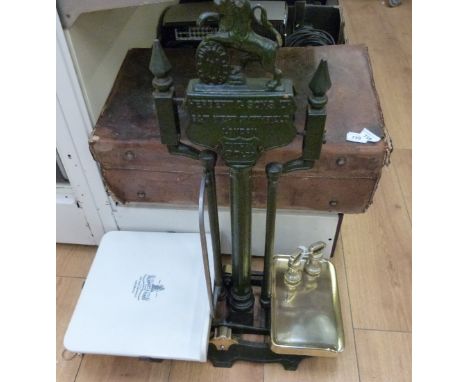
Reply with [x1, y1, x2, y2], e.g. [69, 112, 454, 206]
[211, 321, 269, 335]
[303, 60, 330, 159]
[208, 342, 306, 371]
[330, 213, 344, 258]
[309, 60, 332, 108]
[260, 163, 283, 305]
[200, 151, 223, 290]
[285, 26, 335, 47]
[198, 172, 215, 316]
[185, 80, 296, 167]
[150, 40, 180, 147]
[197, 0, 283, 88]
[149, 39, 223, 291]
[222, 267, 266, 288]
[260, 59, 331, 304]
[184, 2, 299, 320]
[160, 1, 288, 49]
[286, 2, 344, 44]
[151, 1, 332, 368]
[228, 166, 254, 318]
[210, 266, 307, 369]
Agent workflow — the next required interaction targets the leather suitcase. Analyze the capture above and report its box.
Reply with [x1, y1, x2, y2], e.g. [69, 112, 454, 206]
[90, 44, 391, 213]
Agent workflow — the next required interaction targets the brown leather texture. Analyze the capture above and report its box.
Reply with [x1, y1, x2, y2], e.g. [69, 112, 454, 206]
[91, 45, 391, 213]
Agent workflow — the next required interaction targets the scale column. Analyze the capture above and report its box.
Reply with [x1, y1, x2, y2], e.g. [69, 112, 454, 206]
[228, 165, 254, 323]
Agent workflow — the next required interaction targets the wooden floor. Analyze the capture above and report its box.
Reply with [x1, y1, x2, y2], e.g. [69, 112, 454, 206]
[57, 0, 412, 380]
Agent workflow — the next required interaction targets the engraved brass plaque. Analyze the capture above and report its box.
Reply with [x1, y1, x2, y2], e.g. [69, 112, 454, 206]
[185, 79, 296, 166]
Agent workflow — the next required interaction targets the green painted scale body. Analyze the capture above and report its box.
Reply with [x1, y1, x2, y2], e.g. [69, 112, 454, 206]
[150, 0, 332, 368]
[186, 79, 296, 167]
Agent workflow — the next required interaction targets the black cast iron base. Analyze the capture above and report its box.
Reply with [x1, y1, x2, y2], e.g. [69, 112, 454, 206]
[208, 342, 308, 371]
[208, 269, 309, 370]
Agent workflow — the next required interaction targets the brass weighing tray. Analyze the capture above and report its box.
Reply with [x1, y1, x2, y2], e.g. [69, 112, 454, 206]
[270, 255, 345, 357]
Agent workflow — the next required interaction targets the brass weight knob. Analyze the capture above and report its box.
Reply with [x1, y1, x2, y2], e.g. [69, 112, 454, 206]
[304, 241, 326, 276]
[284, 246, 308, 286]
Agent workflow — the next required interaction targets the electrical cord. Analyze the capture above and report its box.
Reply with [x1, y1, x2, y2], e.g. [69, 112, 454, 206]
[285, 25, 335, 47]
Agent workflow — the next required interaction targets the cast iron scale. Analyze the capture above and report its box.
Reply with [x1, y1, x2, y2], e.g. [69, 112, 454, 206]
[149, 0, 344, 370]
[64, 0, 344, 370]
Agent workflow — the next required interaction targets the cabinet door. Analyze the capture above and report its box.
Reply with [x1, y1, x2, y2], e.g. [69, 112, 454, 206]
[56, 13, 118, 245]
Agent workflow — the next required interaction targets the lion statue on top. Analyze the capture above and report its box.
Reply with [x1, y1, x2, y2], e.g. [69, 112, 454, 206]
[197, 0, 283, 89]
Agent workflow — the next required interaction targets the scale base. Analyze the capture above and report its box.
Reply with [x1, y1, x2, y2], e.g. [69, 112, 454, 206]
[211, 270, 307, 370]
[64, 232, 343, 368]
[209, 260, 344, 369]
[208, 342, 307, 371]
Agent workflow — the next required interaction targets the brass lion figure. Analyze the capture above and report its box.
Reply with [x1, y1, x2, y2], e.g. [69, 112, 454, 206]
[198, 0, 283, 89]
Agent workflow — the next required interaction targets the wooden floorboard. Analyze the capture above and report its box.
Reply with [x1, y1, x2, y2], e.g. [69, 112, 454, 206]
[341, 165, 412, 332]
[354, 329, 411, 382]
[76, 356, 171, 382]
[168, 360, 263, 382]
[340, 0, 412, 334]
[56, 244, 97, 278]
[57, 276, 86, 382]
[392, 149, 412, 220]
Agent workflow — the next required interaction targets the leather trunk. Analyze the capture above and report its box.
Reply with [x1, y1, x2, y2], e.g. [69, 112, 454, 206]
[90, 45, 391, 213]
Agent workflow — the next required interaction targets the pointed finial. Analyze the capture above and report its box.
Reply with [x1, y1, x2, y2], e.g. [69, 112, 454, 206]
[149, 39, 173, 91]
[308, 60, 331, 109]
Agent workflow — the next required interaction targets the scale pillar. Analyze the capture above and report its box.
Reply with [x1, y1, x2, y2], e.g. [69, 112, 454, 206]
[228, 166, 254, 321]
